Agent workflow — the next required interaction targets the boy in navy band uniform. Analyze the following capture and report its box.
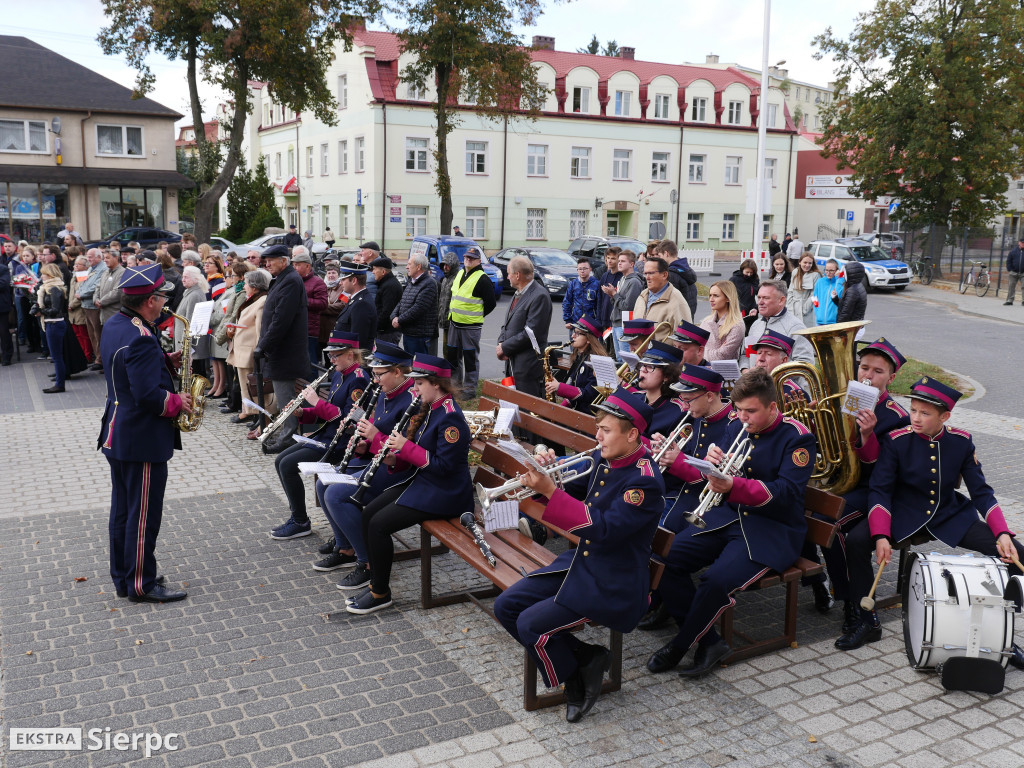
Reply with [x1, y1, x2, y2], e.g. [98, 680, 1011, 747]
[837, 378, 1024, 666]
[98, 265, 192, 603]
[494, 387, 664, 723]
[667, 320, 710, 367]
[647, 368, 815, 677]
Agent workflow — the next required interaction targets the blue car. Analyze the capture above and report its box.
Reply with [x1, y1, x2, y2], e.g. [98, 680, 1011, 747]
[808, 239, 911, 291]
[408, 236, 503, 297]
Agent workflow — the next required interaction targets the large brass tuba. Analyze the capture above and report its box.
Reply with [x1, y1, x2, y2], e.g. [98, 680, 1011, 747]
[770, 320, 869, 495]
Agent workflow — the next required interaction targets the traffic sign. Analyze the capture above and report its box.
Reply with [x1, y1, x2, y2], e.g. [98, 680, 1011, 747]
[888, 201, 900, 215]
[846, 210, 854, 222]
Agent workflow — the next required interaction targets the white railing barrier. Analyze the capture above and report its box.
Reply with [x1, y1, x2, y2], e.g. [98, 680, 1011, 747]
[683, 249, 715, 273]
[740, 250, 772, 276]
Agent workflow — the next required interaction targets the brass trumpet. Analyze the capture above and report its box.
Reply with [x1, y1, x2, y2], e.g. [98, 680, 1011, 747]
[598, 320, 674, 401]
[474, 451, 595, 514]
[463, 408, 510, 440]
[686, 429, 754, 529]
[652, 414, 693, 464]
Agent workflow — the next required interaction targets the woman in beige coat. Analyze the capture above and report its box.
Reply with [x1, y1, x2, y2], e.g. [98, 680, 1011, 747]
[226, 269, 273, 429]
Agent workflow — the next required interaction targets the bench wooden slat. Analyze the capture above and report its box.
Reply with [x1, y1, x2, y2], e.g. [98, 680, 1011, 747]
[493, 529, 559, 568]
[481, 530, 556, 576]
[479, 397, 597, 454]
[480, 381, 598, 433]
[421, 520, 522, 591]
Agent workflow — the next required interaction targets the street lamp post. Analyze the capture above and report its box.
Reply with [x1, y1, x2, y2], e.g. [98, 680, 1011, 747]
[752, 0, 772, 252]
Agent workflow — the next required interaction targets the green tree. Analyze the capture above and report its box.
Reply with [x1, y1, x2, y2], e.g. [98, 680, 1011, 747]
[223, 158, 254, 242]
[814, 0, 1024, 269]
[602, 40, 618, 58]
[578, 34, 600, 54]
[99, 0, 375, 244]
[393, 0, 551, 234]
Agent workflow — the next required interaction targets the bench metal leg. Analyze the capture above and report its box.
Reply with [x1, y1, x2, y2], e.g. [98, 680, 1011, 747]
[523, 629, 622, 711]
[419, 527, 499, 610]
[720, 579, 800, 664]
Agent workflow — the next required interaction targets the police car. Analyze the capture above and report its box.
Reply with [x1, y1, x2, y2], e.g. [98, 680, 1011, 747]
[807, 239, 911, 291]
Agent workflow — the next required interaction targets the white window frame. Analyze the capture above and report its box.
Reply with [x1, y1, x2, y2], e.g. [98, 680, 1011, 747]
[690, 97, 707, 122]
[340, 205, 348, 237]
[727, 100, 743, 125]
[764, 157, 778, 186]
[275, 152, 282, 179]
[320, 143, 329, 175]
[569, 209, 588, 239]
[0, 119, 47, 154]
[762, 215, 772, 241]
[766, 103, 778, 128]
[338, 140, 348, 174]
[653, 94, 671, 120]
[724, 155, 742, 186]
[263, 103, 271, 126]
[686, 213, 702, 241]
[526, 208, 546, 240]
[337, 74, 348, 110]
[796, 87, 802, 100]
[406, 205, 427, 239]
[405, 137, 429, 172]
[465, 140, 488, 175]
[96, 124, 144, 157]
[355, 137, 365, 173]
[614, 90, 631, 117]
[570, 146, 591, 179]
[571, 86, 590, 114]
[651, 151, 669, 182]
[407, 82, 427, 101]
[287, 148, 295, 176]
[722, 214, 738, 241]
[306, 145, 314, 176]
[526, 144, 548, 177]
[465, 207, 486, 239]
[688, 154, 706, 184]
[612, 148, 632, 181]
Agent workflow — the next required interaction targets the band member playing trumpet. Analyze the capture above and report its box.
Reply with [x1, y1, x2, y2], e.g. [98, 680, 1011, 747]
[347, 354, 473, 615]
[634, 340, 685, 437]
[545, 316, 602, 412]
[270, 332, 368, 541]
[312, 341, 415, 576]
[494, 387, 664, 723]
[838, 378, 1024, 667]
[647, 369, 815, 678]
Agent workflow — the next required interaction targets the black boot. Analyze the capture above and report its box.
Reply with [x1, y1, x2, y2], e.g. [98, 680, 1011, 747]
[638, 602, 672, 631]
[841, 600, 860, 635]
[835, 609, 881, 650]
[811, 578, 835, 614]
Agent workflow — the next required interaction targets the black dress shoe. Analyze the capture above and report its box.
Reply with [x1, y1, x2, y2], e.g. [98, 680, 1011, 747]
[638, 603, 672, 631]
[841, 600, 861, 635]
[564, 669, 585, 723]
[1009, 643, 1024, 671]
[647, 641, 687, 673]
[835, 613, 881, 651]
[574, 644, 610, 720]
[127, 583, 187, 603]
[678, 638, 731, 678]
[812, 580, 835, 613]
[48, 372, 56, 378]
[42, 385, 65, 393]
[116, 575, 166, 598]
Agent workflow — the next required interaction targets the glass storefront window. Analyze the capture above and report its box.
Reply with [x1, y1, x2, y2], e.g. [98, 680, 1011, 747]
[9, 183, 40, 242]
[99, 186, 165, 238]
[100, 186, 123, 238]
[0, 187, 8, 237]
[41, 184, 68, 242]
[145, 188, 163, 228]
[122, 187, 146, 229]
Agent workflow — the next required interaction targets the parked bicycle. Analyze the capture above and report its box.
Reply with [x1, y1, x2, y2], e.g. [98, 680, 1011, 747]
[959, 260, 990, 297]
[910, 255, 934, 285]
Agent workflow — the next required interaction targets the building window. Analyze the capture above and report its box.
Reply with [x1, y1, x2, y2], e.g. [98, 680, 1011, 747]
[572, 86, 590, 113]
[649, 212, 666, 239]
[796, 87, 801, 100]
[355, 137, 365, 172]
[462, 84, 478, 105]
[614, 90, 631, 117]
[263, 103, 270, 126]
[722, 214, 737, 241]
[275, 153, 282, 179]
[96, 124, 143, 156]
[766, 104, 778, 128]
[612, 149, 632, 181]
[358, 208, 365, 239]
[727, 101, 742, 125]
[764, 157, 778, 186]
[527, 144, 547, 176]
[465, 141, 487, 174]
[686, 213, 702, 240]
[570, 146, 591, 178]
[569, 209, 588, 239]
[0, 182, 70, 242]
[305, 146, 314, 176]
[688, 154, 706, 183]
[527, 208, 546, 239]
[814, 115, 821, 130]
[407, 82, 427, 101]
[338, 140, 347, 173]
[762, 214, 772, 240]
[651, 151, 669, 182]
[287, 148, 294, 176]
[340, 205, 348, 237]
[96, 186, 163, 240]
[0, 119, 47, 153]
[691, 97, 707, 122]
[320, 143, 329, 175]
[465, 207, 486, 238]
[406, 137, 428, 172]
[724, 155, 742, 185]
[653, 94, 670, 119]
[406, 206, 427, 238]
[337, 75, 348, 110]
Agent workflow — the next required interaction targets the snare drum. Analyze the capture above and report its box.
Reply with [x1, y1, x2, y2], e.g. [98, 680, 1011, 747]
[901, 552, 1014, 669]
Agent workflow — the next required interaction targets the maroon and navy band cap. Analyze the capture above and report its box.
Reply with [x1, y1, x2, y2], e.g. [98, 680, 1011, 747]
[594, 386, 653, 435]
[117, 264, 174, 296]
[909, 377, 961, 411]
[639, 339, 684, 367]
[323, 331, 361, 352]
[571, 315, 602, 337]
[621, 319, 656, 341]
[671, 363, 724, 394]
[409, 353, 453, 378]
[670, 320, 711, 346]
[859, 337, 906, 372]
[753, 329, 794, 356]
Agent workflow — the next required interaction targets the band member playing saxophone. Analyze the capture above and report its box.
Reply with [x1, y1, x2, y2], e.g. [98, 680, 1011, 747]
[494, 387, 664, 723]
[544, 316, 602, 412]
[647, 369, 815, 678]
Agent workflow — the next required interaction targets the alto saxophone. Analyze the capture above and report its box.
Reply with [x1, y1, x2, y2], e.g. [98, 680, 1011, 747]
[169, 311, 210, 432]
[543, 342, 569, 402]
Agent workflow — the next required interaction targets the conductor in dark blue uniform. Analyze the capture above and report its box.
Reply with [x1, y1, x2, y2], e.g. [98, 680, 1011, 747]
[332, 260, 378, 352]
[97, 264, 192, 603]
[648, 368, 815, 677]
[494, 387, 664, 723]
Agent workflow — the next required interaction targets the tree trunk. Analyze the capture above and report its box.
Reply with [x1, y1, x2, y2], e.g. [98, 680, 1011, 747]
[435, 64, 454, 235]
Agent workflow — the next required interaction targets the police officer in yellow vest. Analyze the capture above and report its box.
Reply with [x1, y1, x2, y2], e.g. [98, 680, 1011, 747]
[444, 246, 496, 398]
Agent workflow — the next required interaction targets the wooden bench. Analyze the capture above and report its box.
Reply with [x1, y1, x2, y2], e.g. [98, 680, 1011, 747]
[719, 486, 845, 662]
[477, 379, 598, 454]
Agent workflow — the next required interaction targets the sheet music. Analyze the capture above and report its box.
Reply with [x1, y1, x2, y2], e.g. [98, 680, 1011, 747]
[841, 380, 880, 416]
[497, 439, 545, 472]
[524, 326, 541, 355]
[494, 407, 517, 437]
[298, 462, 336, 475]
[618, 350, 640, 370]
[498, 399, 521, 423]
[188, 301, 215, 336]
[484, 500, 520, 532]
[683, 456, 730, 480]
[709, 359, 742, 382]
[317, 472, 359, 486]
[292, 434, 326, 450]
[589, 354, 619, 391]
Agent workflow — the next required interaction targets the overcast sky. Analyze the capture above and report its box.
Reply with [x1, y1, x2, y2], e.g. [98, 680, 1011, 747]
[8, 0, 877, 128]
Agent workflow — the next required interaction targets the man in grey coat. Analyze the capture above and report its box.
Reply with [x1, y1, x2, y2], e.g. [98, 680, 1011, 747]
[740, 279, 815, 369]
[496, 255, 551, 399]
[93, 250, 126, 371]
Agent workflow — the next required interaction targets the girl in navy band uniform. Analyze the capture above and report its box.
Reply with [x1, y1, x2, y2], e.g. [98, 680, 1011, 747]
[313, 341, 416, 583]
[346, 354, 473, 615]
[545, 316, 602, 412]
[269, 332, 368, 541]
[635, 339, 685, 440]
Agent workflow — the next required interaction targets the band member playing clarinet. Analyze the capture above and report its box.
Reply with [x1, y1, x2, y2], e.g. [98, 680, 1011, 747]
[346, 354, 473, 615]
[270, 332, 368, 541]
[494, 387, 664, 723]
[545, 315, 602, 411]
[838, 377, 1024, 669]
[647, 369, 815, 677]
[98, 264, 192, 603]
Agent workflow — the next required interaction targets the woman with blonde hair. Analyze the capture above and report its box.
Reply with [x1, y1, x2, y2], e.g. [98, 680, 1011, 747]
[33, 263, 69, 392]
[786, 252, 820, 327]
[699, 280, 745, 361]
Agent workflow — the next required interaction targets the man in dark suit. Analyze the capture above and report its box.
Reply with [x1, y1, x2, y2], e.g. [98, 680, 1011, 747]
[496, 255, 552, 398]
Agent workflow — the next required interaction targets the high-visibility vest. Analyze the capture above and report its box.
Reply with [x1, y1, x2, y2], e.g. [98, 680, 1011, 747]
[449, 268, 486, 324]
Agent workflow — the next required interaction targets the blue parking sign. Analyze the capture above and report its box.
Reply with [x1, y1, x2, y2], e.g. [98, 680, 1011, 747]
[846, 210, 854, 221]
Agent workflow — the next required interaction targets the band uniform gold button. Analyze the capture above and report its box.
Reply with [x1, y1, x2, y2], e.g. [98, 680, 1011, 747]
[603, 468, 609, 475]
[599, 481, 605, 486]
[930, 456, 936, 461]
[585, 539, 591, 545]
[593, 492, 599, 497]
[931, 469, 937, 473]
[583, 551, 589, 556]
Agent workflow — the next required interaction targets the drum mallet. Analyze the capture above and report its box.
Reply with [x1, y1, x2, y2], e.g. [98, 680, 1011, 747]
[860, 560, 888, 610]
